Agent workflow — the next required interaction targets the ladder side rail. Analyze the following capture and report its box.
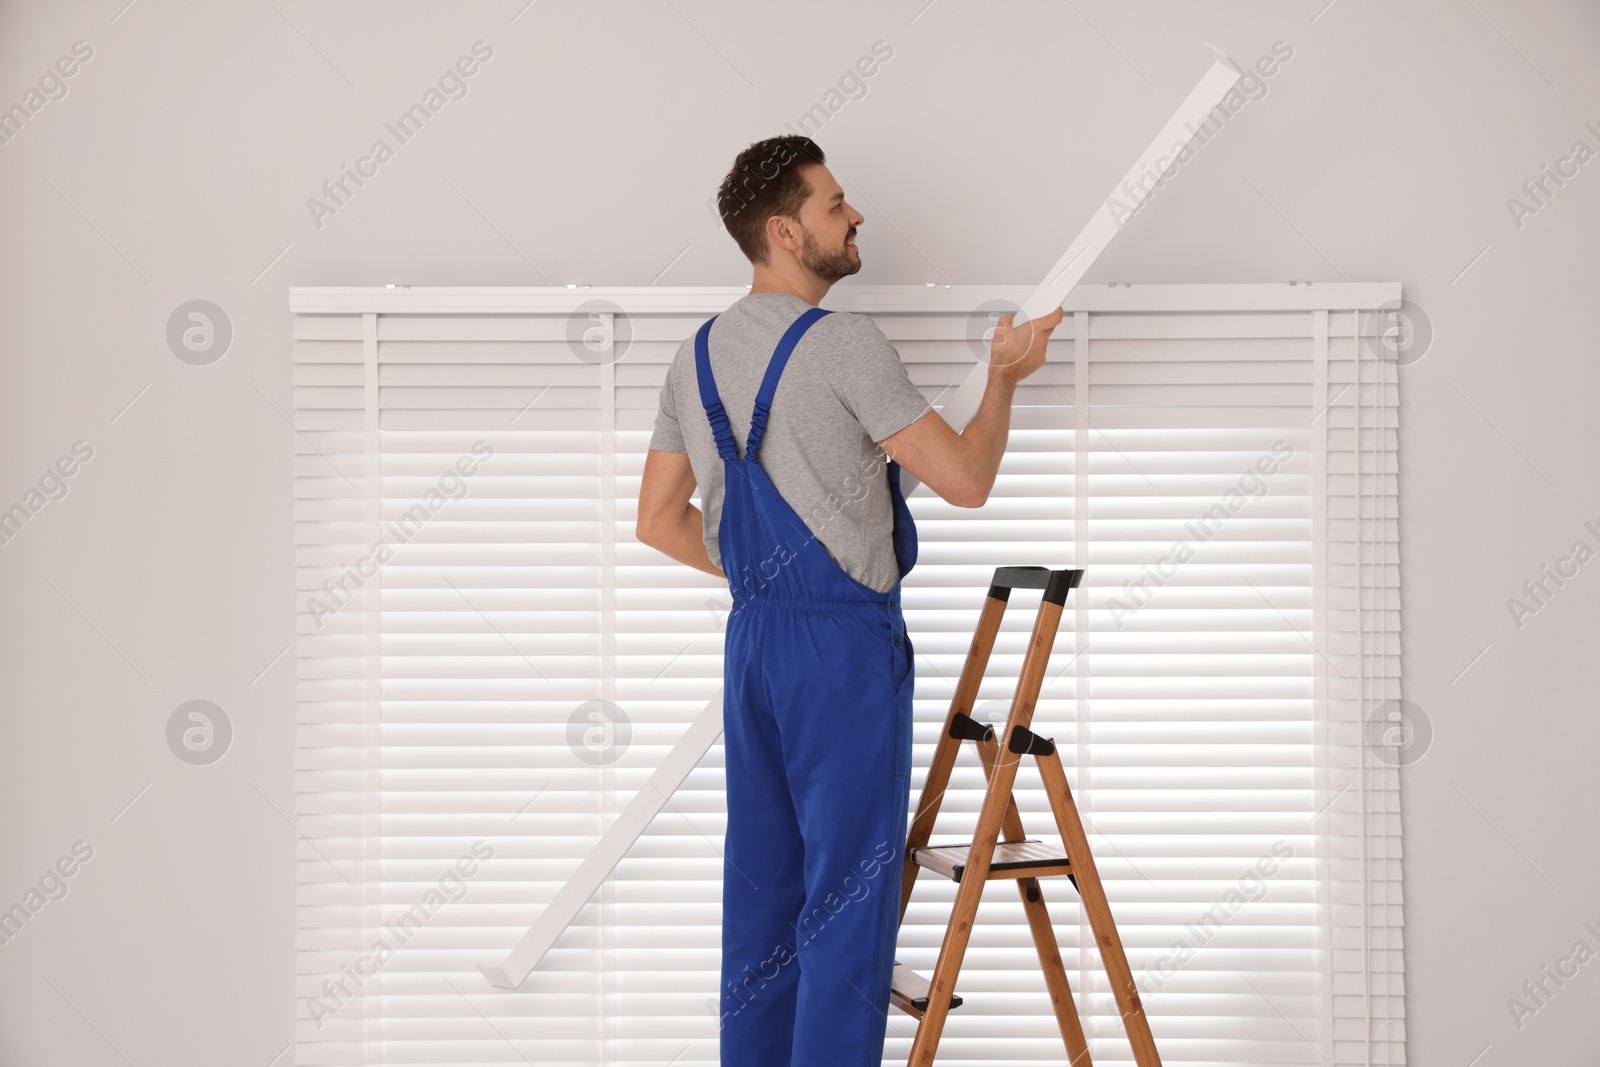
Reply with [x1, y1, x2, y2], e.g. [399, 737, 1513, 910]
[976, 725, 1094, 1066]
[1035, 747, 1163, 1067]
[901, 588, 1010, 922]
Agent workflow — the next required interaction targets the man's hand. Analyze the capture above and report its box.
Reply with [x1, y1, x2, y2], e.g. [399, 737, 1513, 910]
[987, 306, 1065, 384]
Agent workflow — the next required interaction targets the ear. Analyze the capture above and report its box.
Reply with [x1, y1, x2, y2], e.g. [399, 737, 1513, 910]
[765, 213, 800, 256]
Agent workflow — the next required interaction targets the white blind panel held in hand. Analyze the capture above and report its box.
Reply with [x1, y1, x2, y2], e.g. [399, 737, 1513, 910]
[902, 59, 1244, 498]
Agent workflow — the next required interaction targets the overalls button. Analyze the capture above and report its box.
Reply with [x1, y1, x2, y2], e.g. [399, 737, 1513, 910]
[893, 634, 901, 646]
[889, 598, 896, 609]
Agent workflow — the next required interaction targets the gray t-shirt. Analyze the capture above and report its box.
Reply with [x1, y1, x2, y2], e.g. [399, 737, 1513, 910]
[648, 291, 933, 594]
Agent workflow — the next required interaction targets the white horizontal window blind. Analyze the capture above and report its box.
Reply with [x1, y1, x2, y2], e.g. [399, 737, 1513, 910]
[290, 284, 1405, 1067]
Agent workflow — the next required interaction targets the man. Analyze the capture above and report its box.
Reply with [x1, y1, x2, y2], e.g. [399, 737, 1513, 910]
[636, 134, 1061, 1066]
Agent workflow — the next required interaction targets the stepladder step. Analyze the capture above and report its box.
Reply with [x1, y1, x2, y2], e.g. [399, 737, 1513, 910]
[909, 838, 1074, 883]
[889, 961, 963, 1019]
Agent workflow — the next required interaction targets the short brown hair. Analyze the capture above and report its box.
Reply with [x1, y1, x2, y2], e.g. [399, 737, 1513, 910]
[716, 135, 826, 265]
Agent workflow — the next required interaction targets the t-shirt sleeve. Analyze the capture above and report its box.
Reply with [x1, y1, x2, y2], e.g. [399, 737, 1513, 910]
[648, 363, 687, 453]
[831, 314, 933, 444]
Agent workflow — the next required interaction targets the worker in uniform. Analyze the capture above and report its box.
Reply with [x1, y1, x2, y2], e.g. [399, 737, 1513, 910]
[637, 135, 1061, 1066]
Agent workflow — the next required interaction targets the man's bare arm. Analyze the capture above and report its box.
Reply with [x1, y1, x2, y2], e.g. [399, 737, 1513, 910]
[636, 449, 725, 578]
[879, 308, 1064, 508]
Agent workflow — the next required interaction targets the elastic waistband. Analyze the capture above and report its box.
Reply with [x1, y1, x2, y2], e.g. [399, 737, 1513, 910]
[730, 591, 902, 618]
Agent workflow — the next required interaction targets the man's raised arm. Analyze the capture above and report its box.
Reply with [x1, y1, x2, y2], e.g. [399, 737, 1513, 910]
[879, 307, 1063, 508]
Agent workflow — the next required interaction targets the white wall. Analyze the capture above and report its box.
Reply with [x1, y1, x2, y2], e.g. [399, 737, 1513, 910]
[1, 1, 1596, 1063]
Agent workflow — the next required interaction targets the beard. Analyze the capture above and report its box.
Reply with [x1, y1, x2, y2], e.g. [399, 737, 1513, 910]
[799, 225, 861, 284]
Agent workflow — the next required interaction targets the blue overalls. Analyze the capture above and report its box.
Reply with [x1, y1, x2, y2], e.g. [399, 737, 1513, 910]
[695, 306, 918, 1066]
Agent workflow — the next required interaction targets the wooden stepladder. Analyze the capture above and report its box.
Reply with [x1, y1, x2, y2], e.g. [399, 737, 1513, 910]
[888, 566, 1161, 1067]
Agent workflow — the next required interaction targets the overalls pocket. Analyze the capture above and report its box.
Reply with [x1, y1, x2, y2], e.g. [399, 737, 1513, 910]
[893, 629, 915, 780]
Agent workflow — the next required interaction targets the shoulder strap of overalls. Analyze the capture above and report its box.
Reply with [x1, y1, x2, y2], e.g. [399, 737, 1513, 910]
[692, 315, 741, 461]
[693, 305, 832, 462]
[746, 306, 831, 460]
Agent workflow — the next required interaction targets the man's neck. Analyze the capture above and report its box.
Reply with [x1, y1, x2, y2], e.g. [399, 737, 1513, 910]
[748, 265, 831, 307]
